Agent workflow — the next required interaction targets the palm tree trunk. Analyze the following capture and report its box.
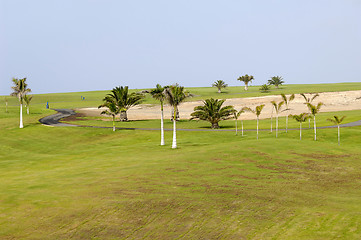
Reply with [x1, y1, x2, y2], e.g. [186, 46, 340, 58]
[270, 107, 273, 133]
[160, 104, 165, 146]
[338, 124, 340, 145]
[235, 119, 238, 135]
[112, 116, 115, 131]
[314, 115, 317, 141]
[300, 122, 302, 140]
[19, 103, 23, 128]
[245, 83, 248, 91]
[256, 117, 259, 140]
[6, 101, 8, 113]
[120, 111, 127, 121]
[241, 120, 244, 136]
[218, 88, 221, 93]
[27, 106, 29, 115]
[172, 106, 177, 149]
[308, 117, 311, 128]
[276, 115, 278, 138]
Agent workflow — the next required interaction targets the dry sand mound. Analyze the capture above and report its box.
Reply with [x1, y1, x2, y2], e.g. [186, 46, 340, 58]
[77, 90, 361, 121]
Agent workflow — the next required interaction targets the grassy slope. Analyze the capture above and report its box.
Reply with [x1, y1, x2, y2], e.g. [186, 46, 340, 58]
[1, 82, 361, 239]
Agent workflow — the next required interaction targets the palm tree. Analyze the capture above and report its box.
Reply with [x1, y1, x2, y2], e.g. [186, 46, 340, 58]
[191, 98, 235, 129]
[307, 102, 323, 141]
[259, 84, 271, 93]
[98, 96, 119, 131]
[150, 84, 167, 145]
[234, 107, 247, 136]
[268, 76, 284, 89]
[300, 93, 319, 128]
[327, 115, 346, 145]
[212, 80, 228, 93]
[271, 100, 284, 138]
[290, 113, 310, 140]
[106, 86, 144, 121]
[280, 93, 295, 133]
[11, 77, 31, 128]
[164, 84, 191, 149]
[5, 97, 8, 113]
[245, 104, 265, 139]
[23, 94, 33, 115]
[237, 74, 254, 91]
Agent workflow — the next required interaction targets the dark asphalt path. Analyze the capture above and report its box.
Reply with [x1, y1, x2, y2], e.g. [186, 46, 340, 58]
[39, 109, 361, 131]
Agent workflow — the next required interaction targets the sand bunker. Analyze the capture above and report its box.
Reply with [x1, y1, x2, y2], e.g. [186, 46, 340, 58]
[76, 90, 361, 121]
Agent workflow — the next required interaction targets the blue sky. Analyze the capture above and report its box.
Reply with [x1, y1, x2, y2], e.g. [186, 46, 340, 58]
[1, 0, 360, 95]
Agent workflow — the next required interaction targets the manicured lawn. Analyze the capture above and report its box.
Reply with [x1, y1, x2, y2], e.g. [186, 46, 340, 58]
[1, 84, 361, 239]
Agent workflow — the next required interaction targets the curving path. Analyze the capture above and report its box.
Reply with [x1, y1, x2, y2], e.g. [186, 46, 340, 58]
[39, 109, 361, 131]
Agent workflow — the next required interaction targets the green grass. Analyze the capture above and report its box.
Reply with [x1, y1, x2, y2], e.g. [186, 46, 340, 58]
[1, 83, 361, 239]
[63, 109, 361, 131]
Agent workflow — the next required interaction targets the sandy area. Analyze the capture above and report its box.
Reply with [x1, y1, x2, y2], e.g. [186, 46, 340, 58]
[76, 90, 361, 120]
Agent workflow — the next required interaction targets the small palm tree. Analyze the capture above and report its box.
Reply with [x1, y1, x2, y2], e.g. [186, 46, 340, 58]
[150, 84, 167, 145]
[300, 93, 319, 128]
[191, 98, 235, 129]
[23, 94, 33, 115]
[234, 107, 247, 136]
[98, 97, 119, 131]
[237, 74, 254, 91]
[212, 80, 228, 93]
[164, 84, 191, 148]
[106, 86, 144, 121]
[307, 102, 323, 141]
[5, 97, 8, 113]
[11, 77, 31, 128]
[327, 115, 346, 145]
[268, 76, 284, 89]
[271, 100, 284, 138]
[259, 84, 271, 93]
[245, 104, 265, 139]
[281, 93, 295, 133]
[290, 113, 310, 140]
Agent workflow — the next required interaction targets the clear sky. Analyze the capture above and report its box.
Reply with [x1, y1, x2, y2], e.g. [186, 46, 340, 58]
[1, 0, 360, 95]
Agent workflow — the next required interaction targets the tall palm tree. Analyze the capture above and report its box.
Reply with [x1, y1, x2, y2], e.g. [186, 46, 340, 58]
[164, 84, 191, 148]
[281, 93, 295, 133]
[98, 96, 119, 131]
[106, 86, 144, 121]
[268, 76, 284, 89]
[23, 94, 33, 115]
[300, 93, 319, 128]
[327, 115, 346, 145]
[307, 102, 323, 141]
[234, 107, 247, 136]
[212, 80, 228, 93]
[11, 77, 31, 128]
[245, 104, 265, 140]
[191, 98, 235, 129]
[290, 113, 310, 140]
[271, 100, 284, 138]
[150, 84, 167, 145]
[237, 74, 254, 91]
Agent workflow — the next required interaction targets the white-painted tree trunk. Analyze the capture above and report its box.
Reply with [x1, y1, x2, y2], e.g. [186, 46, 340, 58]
[300, 122, 302, 140]
[160, 105, 165, 146]
[338, 125, 340, 145]
[244, 84, 248, 91]
[276, 115, 278, 138]
[235, 119, 238, 135]
[112, 116, 115, 131]
[241, 120, 244, 136]
[172, 118, 177, 149]
[19, 103, 23, 128]
[256, 117, 259, 140]
[314, 115, 317, 141]
[270, 108, 273, 132]
[308, 117, 311, 128]
[27, 106, 29, 115]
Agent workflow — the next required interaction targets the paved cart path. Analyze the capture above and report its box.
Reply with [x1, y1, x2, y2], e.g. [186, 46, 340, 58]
[39, 109, 361, 131]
